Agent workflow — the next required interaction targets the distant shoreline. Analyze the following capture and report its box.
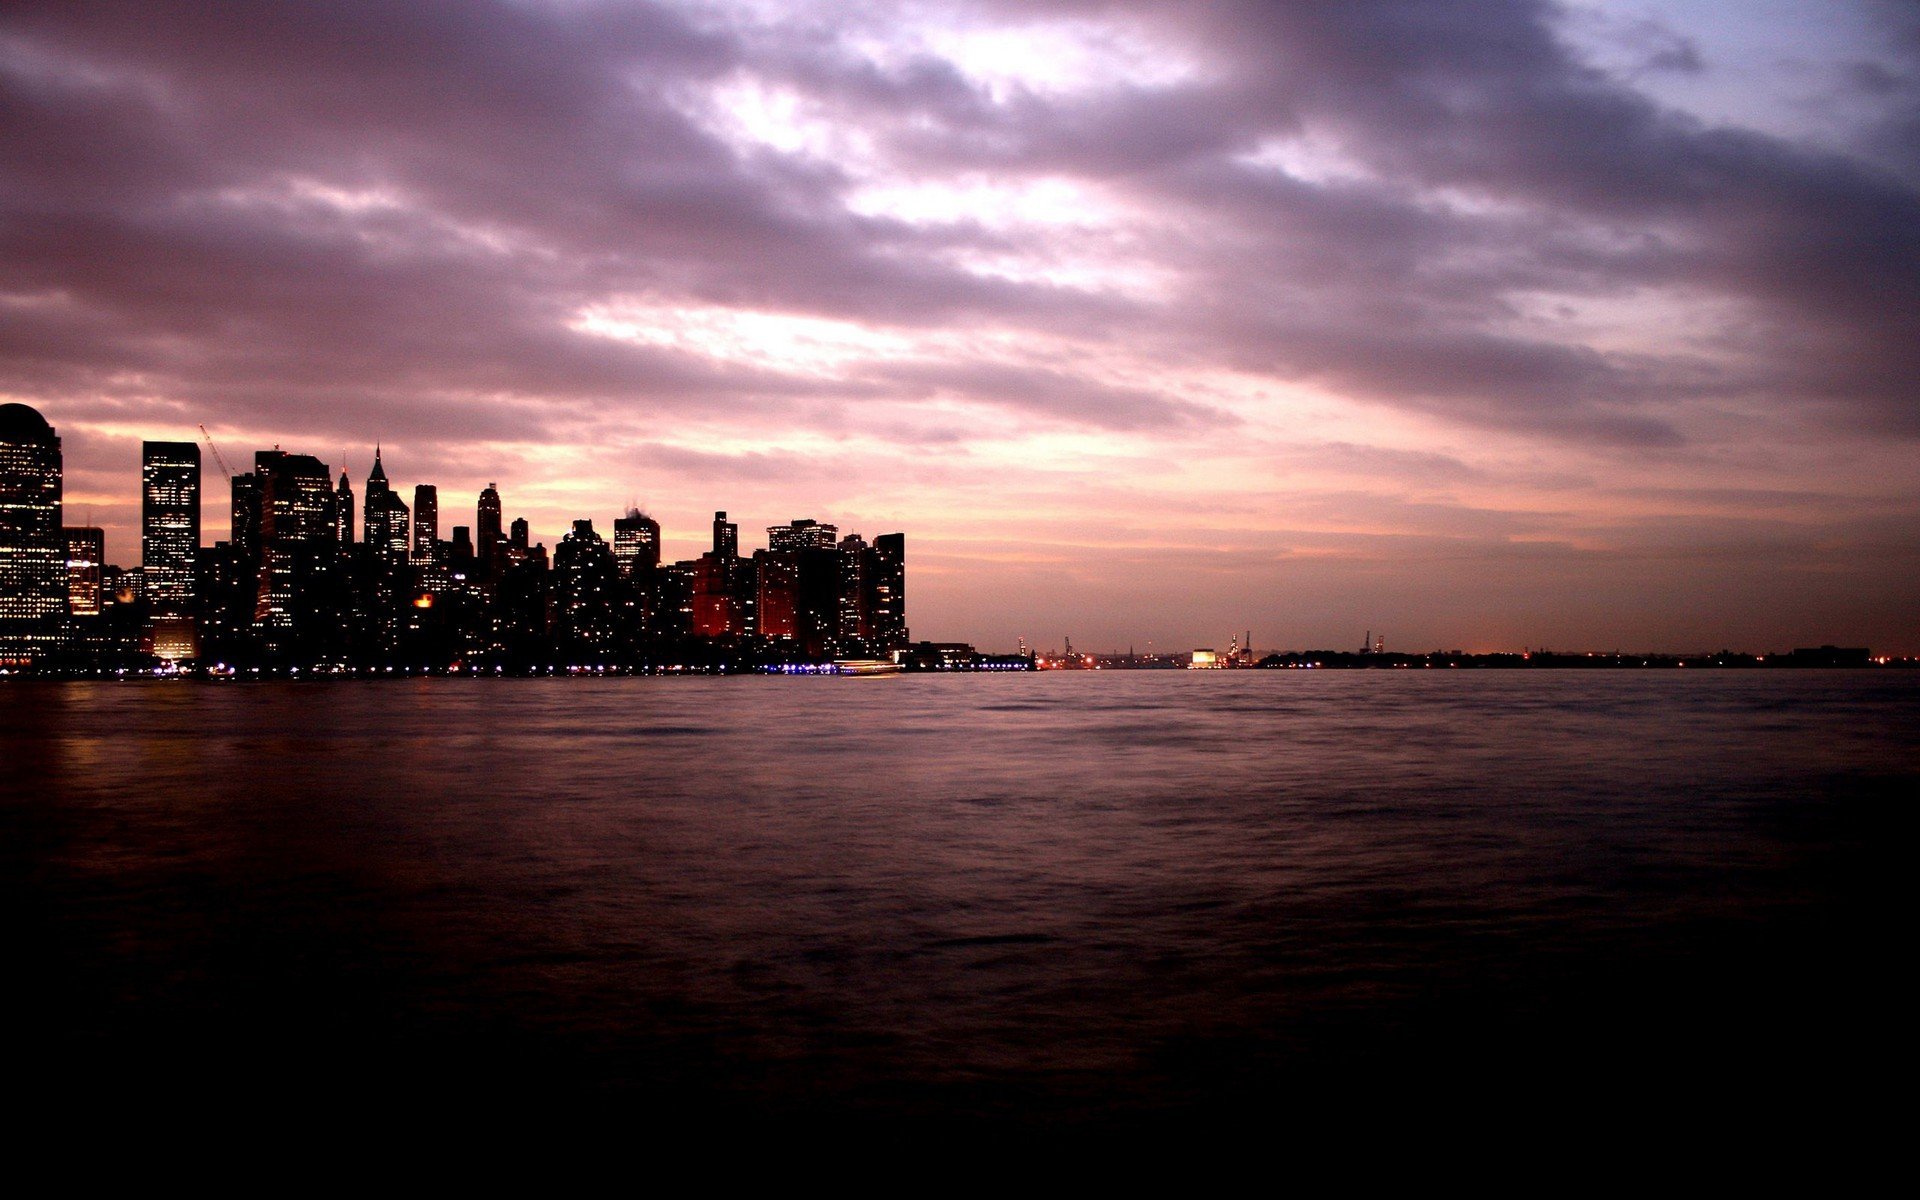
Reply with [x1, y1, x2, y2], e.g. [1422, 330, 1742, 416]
[4, 658, 1914, 681]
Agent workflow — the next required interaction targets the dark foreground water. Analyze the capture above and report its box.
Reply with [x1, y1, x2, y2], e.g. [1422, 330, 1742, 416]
[4, 672, 1914, 1144]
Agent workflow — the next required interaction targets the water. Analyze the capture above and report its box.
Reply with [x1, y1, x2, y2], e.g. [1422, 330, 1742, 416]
[5, 672, 1914, 1139]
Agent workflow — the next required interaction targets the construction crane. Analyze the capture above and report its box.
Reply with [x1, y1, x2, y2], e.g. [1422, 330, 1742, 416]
[198, 424, 235, 479]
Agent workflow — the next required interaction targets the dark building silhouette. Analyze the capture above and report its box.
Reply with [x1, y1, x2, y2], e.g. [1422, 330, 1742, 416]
[412, 484, 438, 563]
[492, 549, 550, 664]
[553, 519, 619, 658]
[838, 532, 870, 641]
[0, 403, 66, 659]
[759, 518, 840, 656]
[477, 483, 503, 580]
[872, 532, 905, 648]
[228, 470, 264, 603]
[687, 511, 745, 638]
[794, 545, 842, 658]
[1787, 645, 1872, 667]
[253, 450, 336, 655]
[731, 553, 759, 637]
[140, 441, 200, 609]
[204, 471, 268, 662]
[753, 548, 798, 642]
[691, 552, 741, 637]
[656, 560, 695, 639]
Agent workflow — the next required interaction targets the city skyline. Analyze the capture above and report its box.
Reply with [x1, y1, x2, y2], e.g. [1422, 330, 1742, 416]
[4, 2, 1918, 654]
[3, 400, 928, 670]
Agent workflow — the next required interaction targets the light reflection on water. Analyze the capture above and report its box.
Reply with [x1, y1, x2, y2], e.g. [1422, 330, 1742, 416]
[4, 671, 1914, 1131]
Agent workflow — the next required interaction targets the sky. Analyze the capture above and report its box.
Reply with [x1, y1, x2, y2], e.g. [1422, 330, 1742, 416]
[3, 0, 1917, 654]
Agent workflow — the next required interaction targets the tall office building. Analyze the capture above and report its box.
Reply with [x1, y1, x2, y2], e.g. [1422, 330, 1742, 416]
[477, 483, 503, 576]
[450, 525, 474, 566]
[362, 447, 390, 548]
[334, 470, 354, 547]
[768, 518, 838, 552]
[64, 526, 104, 617]
[872, 532, 905, 648]
[253, 450, 335, 639]
[613, 509, 660, 577]
[837, 532, 870, 640]
[373, 490, 410, 561]
[412, 484, 438, 562]
[691, 551, 739, 637]
[759, 519, 847, 656]
[141, 441, 200, 609]
[553, 519, 619, 655]
[712, 511, 738, 559]
[753, 547, 798, 640]
[361, 449, 410, 561]
[0, 403, 66, 643]
[793, 544, 841, 658]
[229, 471, 263, 577]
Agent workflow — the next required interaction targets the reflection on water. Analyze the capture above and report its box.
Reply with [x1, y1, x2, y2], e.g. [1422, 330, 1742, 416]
[4, 672, 1914, 1134]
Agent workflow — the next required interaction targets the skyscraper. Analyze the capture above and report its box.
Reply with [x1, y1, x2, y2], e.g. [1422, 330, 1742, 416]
[230, 471, 261, 567]
[0, 404, 66, 653]
[362, 447, 390, 549]
[252, 450, 335, 645]
[64, 525, 104, 617]
[334, 470, 354, 547]
[613, 509, 660, 577]
[767, 518, 838, 552]
[691, 551, 739, 637]
[872, 532, 905, 648]
[754, 547, 798, 640]
[359, 449, 410, 561]
[760, 519, 846, 656]
[413, 484, 438, 563]
[552, 519, 619, 657]
[712, 511, 738, 559]
[375, 489, 410, 561]
[837, 532, 870, 640]
[477, 483, 503, 577]
[141, 440, 200, 609]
